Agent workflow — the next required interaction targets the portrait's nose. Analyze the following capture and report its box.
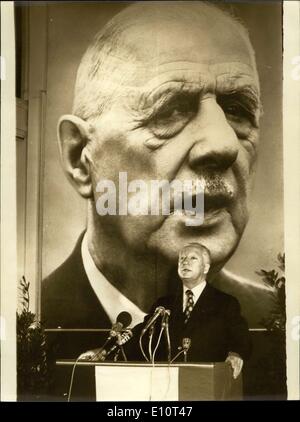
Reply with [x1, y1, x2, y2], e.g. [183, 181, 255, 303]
[188, 98, 239, 172]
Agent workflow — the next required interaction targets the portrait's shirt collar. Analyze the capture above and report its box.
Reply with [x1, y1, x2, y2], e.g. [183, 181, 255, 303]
[81, 233, 146, 327]
[183, 281, 206, 311]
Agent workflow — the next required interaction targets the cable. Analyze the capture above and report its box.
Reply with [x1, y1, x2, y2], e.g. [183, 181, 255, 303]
[162, 360, 172, 401]
[150, 325, 169, 400]
[163, 317, 172, 399]
[67, 356, 81, 402]
[139, 307, 165, 362]
[148, 326, 155, 362]
[139, 333, 150, 362]
[151, 326, 164, 364]
[165, 322, 171, 363]
[170, 350, 185, 364]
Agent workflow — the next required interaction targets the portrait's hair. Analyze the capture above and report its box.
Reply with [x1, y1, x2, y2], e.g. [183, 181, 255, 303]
[72, 1, 257, 122]
[181, 242, 212, 265]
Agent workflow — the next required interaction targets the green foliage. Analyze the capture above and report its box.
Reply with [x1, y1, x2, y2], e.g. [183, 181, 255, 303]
[256, 253, 286, 331]
[17, 276, 53, 400]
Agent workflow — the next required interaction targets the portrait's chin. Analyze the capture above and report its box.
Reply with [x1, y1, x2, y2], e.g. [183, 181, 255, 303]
[148, 210, 244, 270]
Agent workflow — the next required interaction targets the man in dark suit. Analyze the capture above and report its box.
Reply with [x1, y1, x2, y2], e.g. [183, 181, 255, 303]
[126, 243, 251, 379]
[42, 2, 280, 336]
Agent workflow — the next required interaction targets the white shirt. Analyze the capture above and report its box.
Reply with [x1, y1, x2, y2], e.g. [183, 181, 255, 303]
[183, 281, 207, 311]
[81, 234, 146, 327]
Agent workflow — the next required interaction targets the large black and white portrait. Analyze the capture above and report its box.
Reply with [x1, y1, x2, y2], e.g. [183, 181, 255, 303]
[14, 0, 288, 400]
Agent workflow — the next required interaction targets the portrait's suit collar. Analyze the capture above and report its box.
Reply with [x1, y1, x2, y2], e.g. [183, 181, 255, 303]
[42, 231, 112, 329]
[81, 232, 146, 327]
[63, 231, 113, 328]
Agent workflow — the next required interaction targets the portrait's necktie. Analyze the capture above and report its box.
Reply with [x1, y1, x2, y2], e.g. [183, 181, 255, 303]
[184, 290, 194, 324]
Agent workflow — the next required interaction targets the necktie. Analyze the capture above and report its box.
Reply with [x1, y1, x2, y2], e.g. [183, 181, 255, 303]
[184, 290, 194, 324]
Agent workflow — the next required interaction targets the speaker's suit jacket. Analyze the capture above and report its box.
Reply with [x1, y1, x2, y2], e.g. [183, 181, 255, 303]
[126, 284, 252, 362]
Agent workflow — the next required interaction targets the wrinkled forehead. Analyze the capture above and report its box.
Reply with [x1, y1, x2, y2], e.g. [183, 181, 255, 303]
[75, 3, 259, 118]
[124, 19, 253, 67]
[99, 10, 258, 92]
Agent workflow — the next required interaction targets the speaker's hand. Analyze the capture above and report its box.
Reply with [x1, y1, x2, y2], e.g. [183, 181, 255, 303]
[225, 352, 243, 379]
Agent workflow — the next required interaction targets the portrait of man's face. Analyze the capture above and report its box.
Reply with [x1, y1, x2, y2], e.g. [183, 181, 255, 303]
[64, 3, 260, 272]
[40, 0, 283, 320]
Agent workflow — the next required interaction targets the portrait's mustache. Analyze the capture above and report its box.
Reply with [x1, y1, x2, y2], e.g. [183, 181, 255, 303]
[202, 173, 234, 197]
[168, 173, 235, 213]
[203, 173, 235, 212]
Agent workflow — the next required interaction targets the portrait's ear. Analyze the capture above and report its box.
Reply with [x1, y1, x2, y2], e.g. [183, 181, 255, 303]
[57, 114, 93, 199]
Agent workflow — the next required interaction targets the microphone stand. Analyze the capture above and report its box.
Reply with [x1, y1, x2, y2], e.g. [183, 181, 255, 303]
[164, 312, 171, 363]
[120, 345, 127, 362]
[148, 325, 155, 362]
[170, 349, 185, 363]
[152, 310, 171, 364]
[139, 307, 164, 362]
[170, 339, 191, 363]
[151, 326, 165, 364]
[112, 332, 128, 362]
[113, 332, 122, 362]
[165, 326, 171, 363]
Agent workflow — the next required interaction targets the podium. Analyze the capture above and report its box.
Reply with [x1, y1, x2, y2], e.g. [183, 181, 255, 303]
[54, 361, 243, 401]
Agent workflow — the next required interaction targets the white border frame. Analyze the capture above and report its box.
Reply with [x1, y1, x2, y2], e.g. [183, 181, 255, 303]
[283, 0, 300, 401]
[0, 0, 299, 402]
[1, 1, 17, 402]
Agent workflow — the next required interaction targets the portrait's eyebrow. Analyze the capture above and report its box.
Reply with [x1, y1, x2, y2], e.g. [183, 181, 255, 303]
[221, 86, 261, 108]
[131, 75, 261, 124]
[135, 81, 202, 120]
[217, 76, 261, 110]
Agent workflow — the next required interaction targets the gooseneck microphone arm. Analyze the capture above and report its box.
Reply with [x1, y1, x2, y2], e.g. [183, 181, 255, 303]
[151, 309, 171, 364]
[139, 306, 165, 362]
[141, 307, 165, 336]
[170, 338, 192, 363]
[148, 325, 155, 362]
[162, 310, 171, 363]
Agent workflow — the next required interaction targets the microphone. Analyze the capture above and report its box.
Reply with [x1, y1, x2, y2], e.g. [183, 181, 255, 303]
[109, 311, 132, 338]
[161, 309, 171, 328]
[182, 337, 191, 362]
[171, 338, 192, 364]
[98, 329, 133, 361]
[141, 306, 165, 335]
[182, 337, 191, 351]
[78, 311, 132, 361]
[79, 329, 133, 362]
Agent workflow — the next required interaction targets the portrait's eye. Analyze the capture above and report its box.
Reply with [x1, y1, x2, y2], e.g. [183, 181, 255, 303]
[217, 93, 259, 140]
[218, 96, 253, 123]
[148, 92, 199, 139]
[222, 102, 246, 120]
